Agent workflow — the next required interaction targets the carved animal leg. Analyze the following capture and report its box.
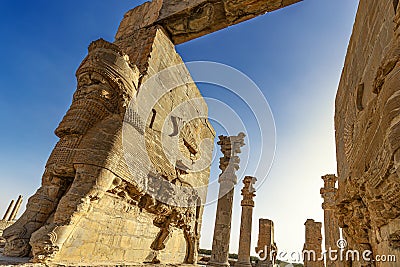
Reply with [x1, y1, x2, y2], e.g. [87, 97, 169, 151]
[150, 226, 172, 251]
[144, 226, 172, 263]
[183, 227, 198, 264]
[3, 170, 71, 257]
[184, 204, 201, 263]
[29, 164, 114, 262]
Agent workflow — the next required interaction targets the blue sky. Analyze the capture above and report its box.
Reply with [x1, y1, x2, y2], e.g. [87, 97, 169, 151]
[0, 0, 359, 261]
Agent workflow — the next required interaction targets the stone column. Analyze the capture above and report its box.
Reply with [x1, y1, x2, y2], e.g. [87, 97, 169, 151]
[255, 219, 277, 267]
[8, 195, 23, 221]
[236, 176, 257, 267]
[320, 174, 342, 267]
[2, 200, 15, 221]
[303, 219, 324, 267]
[208, 133, 246, 267]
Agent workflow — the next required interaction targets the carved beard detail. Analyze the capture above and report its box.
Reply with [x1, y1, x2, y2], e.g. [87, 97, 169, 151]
[55, 98, 111, 137]
[55, 74, 118, 138]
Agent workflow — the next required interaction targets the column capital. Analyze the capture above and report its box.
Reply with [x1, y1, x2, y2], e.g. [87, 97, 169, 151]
[321, 174, 337, 187]
[218, 133, 246, 184]
[321, 174, 338, 210]
[241, 176, 256, 207]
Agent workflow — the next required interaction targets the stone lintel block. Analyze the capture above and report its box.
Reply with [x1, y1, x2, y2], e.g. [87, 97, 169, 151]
[116, 0, 302, 44]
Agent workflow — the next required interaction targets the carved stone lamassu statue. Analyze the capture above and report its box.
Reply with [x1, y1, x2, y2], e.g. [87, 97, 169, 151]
[2, 0, 302, 264]
[3, 39, 138, 260]
[4, 32, 214, 264]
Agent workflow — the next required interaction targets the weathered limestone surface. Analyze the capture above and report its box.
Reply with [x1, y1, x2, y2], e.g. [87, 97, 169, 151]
[3, 22, 215, 267]
[208, 133, 245, 267]
[116, 0, 303, 44]
[303, 219, 323, 267]
[1, 0, 302, 265]
[53, 194, 187, 265]
[335, 1, 400, 266]
[236, 176, 256, 267]
[320, 174, 342, 267]
[255, 219, 277, 267]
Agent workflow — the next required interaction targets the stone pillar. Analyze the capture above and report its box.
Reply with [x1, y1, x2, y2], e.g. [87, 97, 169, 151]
[208, 133, 246, 267]
[321, 174, 342, 267]
[255, 219, 277, 267]
[8, 195, 23, 221]
[303, 219, 324, 267]
[236, 176, 257, 267]
[2, 200, 15, 221]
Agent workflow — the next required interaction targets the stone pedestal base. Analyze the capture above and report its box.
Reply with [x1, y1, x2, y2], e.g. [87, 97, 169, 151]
[208, 260, 230, 267]
[256, 260, 273, 267]
[235, 260, 252, 267]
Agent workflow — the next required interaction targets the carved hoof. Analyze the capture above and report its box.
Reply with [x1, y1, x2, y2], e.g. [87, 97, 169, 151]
[30, 223, 72, 263]
[3, 238, 31, 257]
[144, 250, 161, 264]
[3, 225, 31, 257]
[30, 224, 60, 263]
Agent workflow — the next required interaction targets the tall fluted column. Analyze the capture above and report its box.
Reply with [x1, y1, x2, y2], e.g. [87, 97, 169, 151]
[303, 219, 324, 267]
[236, 176, 257, 267]
[8, 195, 23, 221]
[2, 200, 15, 221]
[320, 174, 341, 267]
[208, 133, 246, 267]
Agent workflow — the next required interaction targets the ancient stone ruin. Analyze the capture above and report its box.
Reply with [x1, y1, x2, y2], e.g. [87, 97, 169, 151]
[236, 176, 257, 267]
[303, 219, 324, 267]
[1, 0, 400, 266]
[209, 133, 246, 267]
[334, 1, 400, 266]
[320, 175, 342, 267]
[1, 0, 301, 265]
[308, 1, 400, 266]
[255, 219, 277, 267]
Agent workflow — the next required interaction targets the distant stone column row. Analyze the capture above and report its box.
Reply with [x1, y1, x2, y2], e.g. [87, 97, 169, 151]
[208, 135, 346, 267]
[2, 195, 23, 222]
[208, 133, 275, 267]
[208, 133, 277, 267]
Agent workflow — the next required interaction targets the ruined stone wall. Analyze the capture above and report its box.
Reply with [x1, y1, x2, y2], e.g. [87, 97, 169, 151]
[303, 219, 323, 267]
[335, 0, 400, 266]
[255, 219, 276, 267]
[53, 194, 186, 265]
